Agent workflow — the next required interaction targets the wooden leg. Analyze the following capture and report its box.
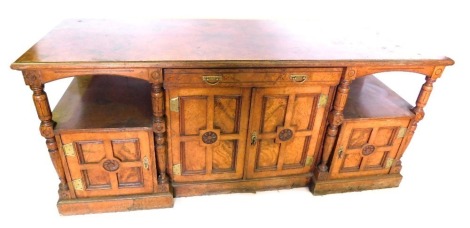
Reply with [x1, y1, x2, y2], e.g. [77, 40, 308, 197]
[316, 73, 353, 180]
[151, 83, 168, 183]
[30, 84, 70, 199]
[391, 76, 436, 173]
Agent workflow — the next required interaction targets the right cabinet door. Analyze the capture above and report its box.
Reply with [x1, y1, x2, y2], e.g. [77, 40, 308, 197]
[246, 86, 331, 178]
[329, 118, 410, 179]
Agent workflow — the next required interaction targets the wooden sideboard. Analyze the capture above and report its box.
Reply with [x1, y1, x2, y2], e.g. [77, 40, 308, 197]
[10, 19, 454, 215]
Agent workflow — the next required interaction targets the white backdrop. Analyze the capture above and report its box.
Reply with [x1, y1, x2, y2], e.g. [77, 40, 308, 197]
[0, 0, 468, 227]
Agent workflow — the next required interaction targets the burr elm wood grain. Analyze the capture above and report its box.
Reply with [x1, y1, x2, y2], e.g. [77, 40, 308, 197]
[10, 19, 454, 215]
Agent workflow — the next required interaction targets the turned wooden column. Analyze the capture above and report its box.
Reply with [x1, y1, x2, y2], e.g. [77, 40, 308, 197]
[317, 68, 356, 179]
[391, 66, 444, 173]
[150, 70, 168, 183]
[24, 71, 70, 199]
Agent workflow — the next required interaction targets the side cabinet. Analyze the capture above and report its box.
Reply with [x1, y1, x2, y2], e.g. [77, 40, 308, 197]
[312, 75, 415, 194]
[51, 76, 162, 202]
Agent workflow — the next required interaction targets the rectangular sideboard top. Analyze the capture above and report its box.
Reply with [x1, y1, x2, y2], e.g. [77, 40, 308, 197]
[11, 19, 453, 69]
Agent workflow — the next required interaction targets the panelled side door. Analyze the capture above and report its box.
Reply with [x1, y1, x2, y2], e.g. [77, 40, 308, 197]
[60, 130, 155, 198]
[329, 118, 411, 179]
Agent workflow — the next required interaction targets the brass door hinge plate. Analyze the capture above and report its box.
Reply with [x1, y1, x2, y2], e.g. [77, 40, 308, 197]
[385, 158, 394, 168]
[173, 164, 181, 175]
[170, 97, 179, 112]
[72, 179, 83, 191]
[305, 156, 314, 166]
[63, 143, 75, 156]
[318, 94, 328, 107]
[397, 127, 407, 138]
[143, 156, 149, 170]
[338, 146, 344, 159]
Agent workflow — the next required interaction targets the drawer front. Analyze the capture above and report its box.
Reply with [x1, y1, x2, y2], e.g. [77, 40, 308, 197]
[164, 68, 342, 88]
[59, 130, 155, 198]
[329, 118, 411, 179]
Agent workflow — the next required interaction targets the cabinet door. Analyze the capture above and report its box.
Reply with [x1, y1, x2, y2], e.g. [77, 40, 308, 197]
[60, 130, 155, 198]
[329, 119, 410, 179]
[168, 88, 250, 182]
[246, 86, 331, 178]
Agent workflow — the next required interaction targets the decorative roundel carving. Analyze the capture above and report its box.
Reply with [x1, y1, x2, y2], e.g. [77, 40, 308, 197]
[279, 129, 294, 141]
[361, 144, 376, 156]
[102, 159, 120, 172]
[202, 131, 218, 144]
[348, 70, 356, 77]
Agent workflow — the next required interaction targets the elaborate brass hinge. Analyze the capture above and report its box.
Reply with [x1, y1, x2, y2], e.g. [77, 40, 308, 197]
[143, 156, 149, 170]
[318, 94, 328, 107]
[385, 158, 394, 168]
[72, 179, 83, 191]
[173, 164, 181, 175]
[63, 143, 75, 156]
[305, 156, 314, 166]
[338, 146, 344, 159]
[170, 97, 179, 112]
[397, 127, 407, 138]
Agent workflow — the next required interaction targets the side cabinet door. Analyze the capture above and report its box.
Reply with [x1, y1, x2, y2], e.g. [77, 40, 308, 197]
[168, 88, 250, 182]
[246, 86, 331, 178]
[329, 119, 411, 179]
[60, 130, 155, 198]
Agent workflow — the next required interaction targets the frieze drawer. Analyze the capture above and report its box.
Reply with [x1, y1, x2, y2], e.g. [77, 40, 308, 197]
[163, 68, 342, 88]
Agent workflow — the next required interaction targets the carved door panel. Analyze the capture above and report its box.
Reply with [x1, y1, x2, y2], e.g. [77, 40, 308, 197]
[168, 88, 251, 182]
[329, 119, 411, 179]
[246, 86, 331, 178]
[60, 130, 155, 198]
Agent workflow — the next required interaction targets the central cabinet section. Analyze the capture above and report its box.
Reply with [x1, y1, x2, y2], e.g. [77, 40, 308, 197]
[165, 68, 342, 183]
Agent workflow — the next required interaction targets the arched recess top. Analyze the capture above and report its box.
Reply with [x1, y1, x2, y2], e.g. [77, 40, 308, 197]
[352, 65, 445, 79]
[22, 68, 163, 86]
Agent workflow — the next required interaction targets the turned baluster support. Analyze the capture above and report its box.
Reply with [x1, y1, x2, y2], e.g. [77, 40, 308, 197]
[391, 66, 444, 172]
[150, 70, 168, 184]
[317, 69, 355, 178]
[25, 71, 70, 199]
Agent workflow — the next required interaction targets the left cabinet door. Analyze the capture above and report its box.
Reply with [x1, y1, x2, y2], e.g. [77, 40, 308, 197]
[60, 130, 155, 198]
[167, 88, 251, 182]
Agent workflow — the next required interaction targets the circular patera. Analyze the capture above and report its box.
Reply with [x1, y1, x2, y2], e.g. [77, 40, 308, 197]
[202, 131, 218, 144]
[279, 129, 294, 141]
[102, 159, 120, 172]
[362, 144, 376, 156]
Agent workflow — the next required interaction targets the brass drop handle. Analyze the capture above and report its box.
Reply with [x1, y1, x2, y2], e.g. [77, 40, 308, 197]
[143, 156, 149, 170]
[290, 75, 308, 83]
[202, 75, 222, 85]
[251, 132, 257, 146]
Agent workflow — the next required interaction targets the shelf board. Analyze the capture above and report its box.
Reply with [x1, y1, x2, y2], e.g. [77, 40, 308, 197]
[344, 75, 414, 119]
[53, 75, 152, 132]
